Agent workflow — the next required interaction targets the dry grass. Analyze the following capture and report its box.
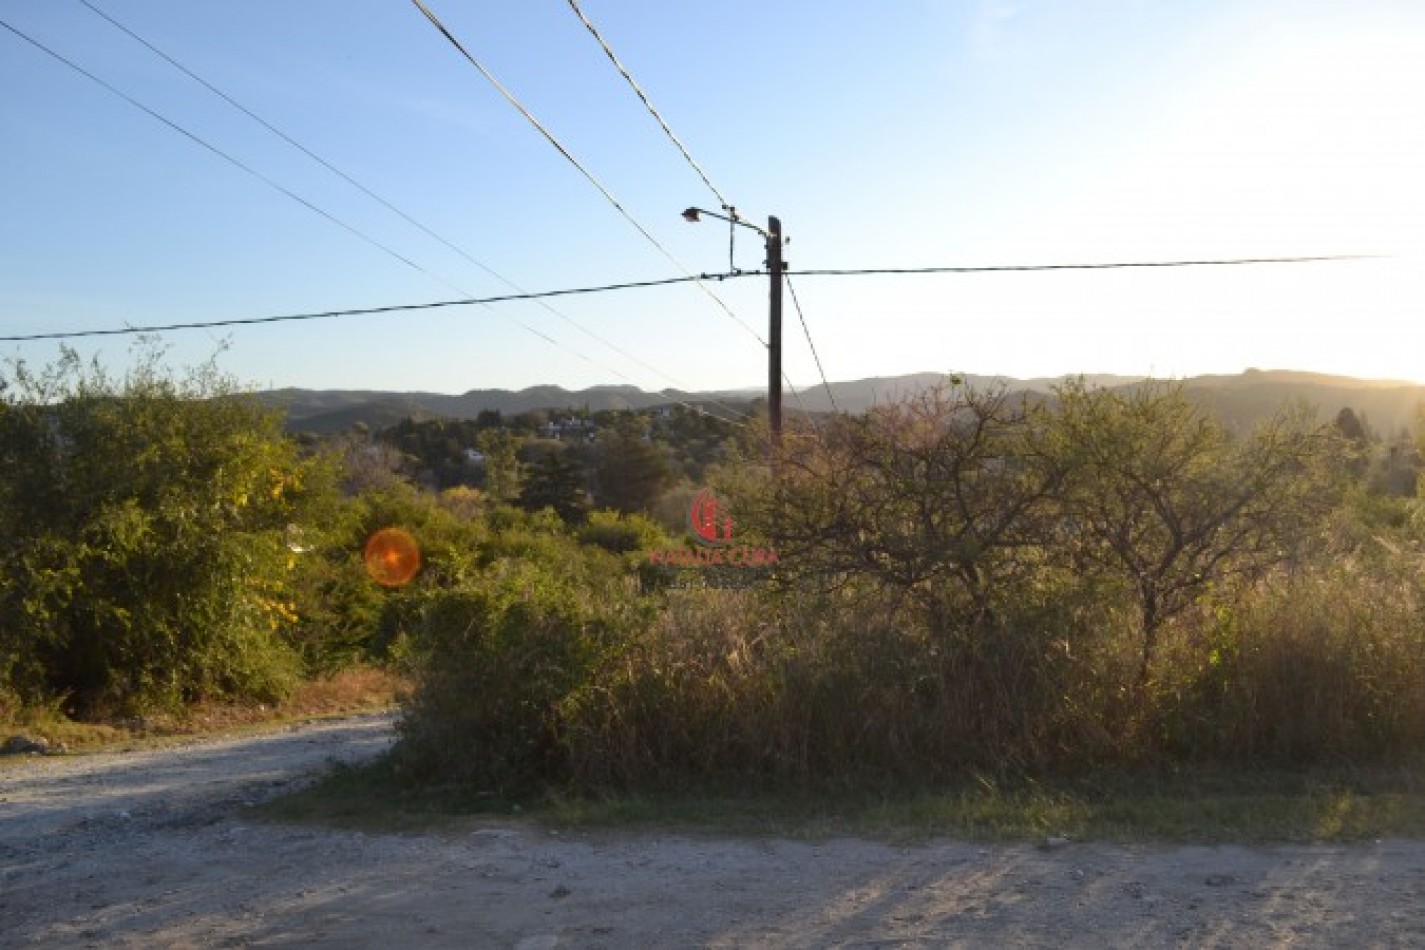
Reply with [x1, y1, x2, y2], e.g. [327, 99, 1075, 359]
[395, 550, 1425, 798]
[280, 665, 409, 718]
[1, 665, 407, 755]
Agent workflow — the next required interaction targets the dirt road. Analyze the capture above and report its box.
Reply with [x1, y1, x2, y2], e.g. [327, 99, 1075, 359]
[4, 713, 1425, 948]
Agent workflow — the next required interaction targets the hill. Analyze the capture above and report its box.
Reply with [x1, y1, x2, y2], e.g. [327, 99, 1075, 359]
[1178, 369, 1425, 436]
[263, 370, 1425, 438]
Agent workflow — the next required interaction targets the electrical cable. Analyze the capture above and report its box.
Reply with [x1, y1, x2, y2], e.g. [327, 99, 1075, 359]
[0, 270, 760, 423]
[12, 13, 1373, 425]
[785, 275, 838, 412]
[0, 17, 458, 291]
[786, 255, 1379, 277]
[559, 0, 787, 390]
[74, 0, 740, 418]
[409, 0, 767, 347]
[768, 254, 1378, 423]
[781, 372, 816, 433]
[4, 251, 1373, 343]
[0, 17, 563, 397]
[6, 12, 752, 424]
[563, 0, 730, 212]
[76, 1, 468, 263]
[0, 273, 746, 338]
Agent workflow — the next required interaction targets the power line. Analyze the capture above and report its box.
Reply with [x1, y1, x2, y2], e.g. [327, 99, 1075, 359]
[773, 254, 1377, 421]
[563, 0, 730, 211]
[0, 270, 760, 424]
[408, 0, 766, 347]
[72, 0, 750, 425]
[785, 275, 838, 412]
[11, 10, 749, 422]
[786, 255, 1380, 277]
[75, 0, 508, 284]
[0, 9, 595, 371]
[0, 273, 747, 341]
[4, 252, 1371, 344]
[560, 0, 793, 385]
[0, 17, 460, 290]
[12, 12, 1368, 426]
[0, 15, 608, 389]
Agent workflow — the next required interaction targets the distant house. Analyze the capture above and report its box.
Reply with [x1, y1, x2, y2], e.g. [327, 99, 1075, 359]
[543, 418, 597, 441]
[463, 448, 486, 467]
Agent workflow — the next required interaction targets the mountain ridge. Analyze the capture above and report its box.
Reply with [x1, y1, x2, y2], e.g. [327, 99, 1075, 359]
[262, 369, 1425, 437]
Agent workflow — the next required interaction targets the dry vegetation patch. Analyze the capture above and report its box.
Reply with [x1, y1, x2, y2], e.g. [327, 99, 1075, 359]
[1, 665, 406, 756]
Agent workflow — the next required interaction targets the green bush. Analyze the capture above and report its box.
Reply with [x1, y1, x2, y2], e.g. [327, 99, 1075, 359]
[576, 509, 666, 554]
[552, 583, 1103, 792]
[285, 480, 496, 672]
[0, 348, 333, 715]
[392, 526, 653, 795]
[389, 525, 1425, 797]
[343, 383, 1425, 794]
[1153, 562, 1425, 763]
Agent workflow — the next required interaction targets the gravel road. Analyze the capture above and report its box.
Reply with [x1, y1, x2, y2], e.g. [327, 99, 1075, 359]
[4, 713, 1425, 948]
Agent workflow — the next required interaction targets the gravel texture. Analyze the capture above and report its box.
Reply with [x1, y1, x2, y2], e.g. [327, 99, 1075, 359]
[4, 713, 1425, 948]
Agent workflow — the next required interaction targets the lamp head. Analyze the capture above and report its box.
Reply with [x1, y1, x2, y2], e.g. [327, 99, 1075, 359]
[681, 207, 701, 223]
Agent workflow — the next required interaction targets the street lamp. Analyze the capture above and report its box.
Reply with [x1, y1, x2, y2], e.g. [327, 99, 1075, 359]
[682, 207, 784, 446]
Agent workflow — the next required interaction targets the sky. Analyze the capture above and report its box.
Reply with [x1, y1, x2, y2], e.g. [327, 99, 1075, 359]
[2, 0, 1423, 396]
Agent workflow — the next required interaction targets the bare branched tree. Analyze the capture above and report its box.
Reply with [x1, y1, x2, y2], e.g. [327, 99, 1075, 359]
[1049, 379, 1342, 687]
[734, 380, 1066, 638]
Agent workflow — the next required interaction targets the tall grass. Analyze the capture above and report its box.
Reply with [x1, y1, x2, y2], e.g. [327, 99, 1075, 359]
[394, 545, 1425, 796]
[1152, 559, 1425, 763]
[399, 574, 1122, 793]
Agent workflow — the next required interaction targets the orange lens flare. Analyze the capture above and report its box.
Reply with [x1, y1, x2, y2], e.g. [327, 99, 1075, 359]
[363, 527, 422, 587]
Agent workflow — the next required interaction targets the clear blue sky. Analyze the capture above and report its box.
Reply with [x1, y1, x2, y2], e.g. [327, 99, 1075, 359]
[3, 0, 1423, 395]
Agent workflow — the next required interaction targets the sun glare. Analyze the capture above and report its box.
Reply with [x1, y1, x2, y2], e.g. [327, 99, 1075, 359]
[363, 527, 422, 588]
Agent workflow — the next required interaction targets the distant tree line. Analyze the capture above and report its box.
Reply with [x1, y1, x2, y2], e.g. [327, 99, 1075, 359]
[364, 404, 740, 520]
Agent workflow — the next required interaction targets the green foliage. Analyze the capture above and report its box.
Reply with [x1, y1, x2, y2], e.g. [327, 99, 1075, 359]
[377, 416, 487, 490]
[378, 382, 1425, 796]
[392, 525, 654, 795]
[592, 416, 673, 513]
[475, 428, 523, 502]
[10, 349, 1425, 793]
[0, 347, 328, 714]
[730, 382, 1065, 637]
[518, 449, 591, 523]
[285, 479, 495, 671]
[1049, 379, 1342, 686]
[652, 404, 739, 482]
[576, 509, 666, 555]
[1151, 558, 1425, 763]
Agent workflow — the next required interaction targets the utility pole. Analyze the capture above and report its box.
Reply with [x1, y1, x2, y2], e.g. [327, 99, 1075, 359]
[766, 215, 783, 448]
[681, 205, 784, 451]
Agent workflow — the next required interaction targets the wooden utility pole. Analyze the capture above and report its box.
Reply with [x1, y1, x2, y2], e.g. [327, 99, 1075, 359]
[681, 206, 784, 450]
[766, 215, 783, 447]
